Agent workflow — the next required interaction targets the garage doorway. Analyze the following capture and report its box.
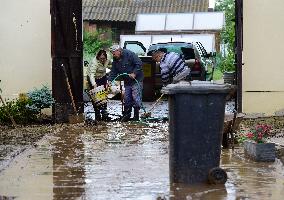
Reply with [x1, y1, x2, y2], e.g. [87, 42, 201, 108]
[50, 0, 243, 122]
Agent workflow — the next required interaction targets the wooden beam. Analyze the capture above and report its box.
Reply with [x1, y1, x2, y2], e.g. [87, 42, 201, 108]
[235, 0, 243, 113]
[51, 0, 83, 123]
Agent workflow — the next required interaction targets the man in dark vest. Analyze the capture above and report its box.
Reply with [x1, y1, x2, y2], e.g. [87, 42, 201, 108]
[108, 45, 144, 122]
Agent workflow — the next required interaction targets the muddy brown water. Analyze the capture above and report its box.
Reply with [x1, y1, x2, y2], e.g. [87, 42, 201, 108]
[0, 121, 283, 200]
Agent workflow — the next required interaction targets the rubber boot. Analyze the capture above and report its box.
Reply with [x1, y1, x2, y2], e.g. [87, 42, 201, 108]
[133, 107, 140, 121]
[102, 112, 111, 121]
[94, 107, 101, 121]
[121, 106, 132, 122]
[101, 103, 111, 121]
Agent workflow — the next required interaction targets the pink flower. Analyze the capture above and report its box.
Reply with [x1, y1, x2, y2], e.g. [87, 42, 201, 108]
[241, 124, 272, 143]
[246, 132, 254, 139]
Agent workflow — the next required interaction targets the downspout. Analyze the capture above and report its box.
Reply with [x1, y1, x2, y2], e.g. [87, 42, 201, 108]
[235, 0, 243, 113]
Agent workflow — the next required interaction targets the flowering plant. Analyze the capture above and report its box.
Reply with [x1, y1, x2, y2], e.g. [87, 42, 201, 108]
[238, 124, 272, 144]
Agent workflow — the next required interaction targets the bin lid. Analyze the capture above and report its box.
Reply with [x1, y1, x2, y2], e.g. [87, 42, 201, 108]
[161, 81, 235, 94]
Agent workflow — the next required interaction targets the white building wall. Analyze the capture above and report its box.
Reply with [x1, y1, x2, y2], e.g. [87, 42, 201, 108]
[0, 0, 51, 100]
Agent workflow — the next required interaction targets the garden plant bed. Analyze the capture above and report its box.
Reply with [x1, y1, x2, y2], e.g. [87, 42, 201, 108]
[237, 116, 284, 163]
[244, 140, 275, 162]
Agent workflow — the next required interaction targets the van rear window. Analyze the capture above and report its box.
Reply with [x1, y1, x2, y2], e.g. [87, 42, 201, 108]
[148, 43, 195, 60]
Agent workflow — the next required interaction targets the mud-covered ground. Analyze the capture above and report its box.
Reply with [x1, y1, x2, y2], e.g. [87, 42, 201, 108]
[0, 121, 284, 199]
[1, 100, 284, 170]
[0, 125, 57, 172]
[0, 100, 284, 199]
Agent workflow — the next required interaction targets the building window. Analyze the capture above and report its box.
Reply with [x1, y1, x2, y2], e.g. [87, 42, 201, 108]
[111, 27, 121, 43]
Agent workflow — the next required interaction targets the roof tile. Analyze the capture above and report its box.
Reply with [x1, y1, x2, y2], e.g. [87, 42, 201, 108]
[83, 0, 209, 22]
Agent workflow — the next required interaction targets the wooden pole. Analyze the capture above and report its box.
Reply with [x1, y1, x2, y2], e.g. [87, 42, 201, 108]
[235, 0, 243, 113]
[119, 81, 124, 114]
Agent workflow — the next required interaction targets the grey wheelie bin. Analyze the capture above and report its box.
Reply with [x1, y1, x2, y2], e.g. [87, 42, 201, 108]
[161, 81, 233, 185]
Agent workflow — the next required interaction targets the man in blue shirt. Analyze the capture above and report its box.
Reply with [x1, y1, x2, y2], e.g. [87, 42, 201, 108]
[108, 45, 144, 122]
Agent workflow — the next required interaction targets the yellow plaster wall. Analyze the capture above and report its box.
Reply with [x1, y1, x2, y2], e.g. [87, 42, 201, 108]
[243, 0, 284, 115]
[243, 92, 284, 116]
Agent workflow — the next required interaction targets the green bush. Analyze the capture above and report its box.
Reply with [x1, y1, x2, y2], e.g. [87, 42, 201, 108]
[0, 85, 54, 125]
[83, 30, 113, 63]
[212, 67, 224, 81]
[215, 0, 236, 72]
[27, 85, 55, 114]
[216, 51, 235, 73]
[0, 98, 36, 125]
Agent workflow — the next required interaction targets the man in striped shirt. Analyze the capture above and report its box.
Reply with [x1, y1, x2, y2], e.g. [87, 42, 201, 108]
[151, 50, 191, 85]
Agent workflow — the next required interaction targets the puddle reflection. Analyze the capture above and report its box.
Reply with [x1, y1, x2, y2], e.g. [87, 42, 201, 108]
[52, 127, 86, 199]
[0, 123, 283, 200]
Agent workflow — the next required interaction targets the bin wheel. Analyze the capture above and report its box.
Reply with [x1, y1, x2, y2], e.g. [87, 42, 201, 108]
[208, 167, 227, 184]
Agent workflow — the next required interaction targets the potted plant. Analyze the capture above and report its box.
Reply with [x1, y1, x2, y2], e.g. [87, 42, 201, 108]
[216, 52, 236, 85]
[238, 124, 275, 162]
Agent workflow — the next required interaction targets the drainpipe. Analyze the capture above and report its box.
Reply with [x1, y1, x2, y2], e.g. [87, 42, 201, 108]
[235, 0, 243, 113]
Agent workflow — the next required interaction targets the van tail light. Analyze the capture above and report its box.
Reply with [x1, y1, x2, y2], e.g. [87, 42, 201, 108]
[193, 59, 201, 71]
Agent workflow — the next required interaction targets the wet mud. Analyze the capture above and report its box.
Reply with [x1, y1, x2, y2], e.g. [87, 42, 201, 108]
[0, 100, 284, 199]
[0, 121, 283, 199]
[0, 125, 55, 172]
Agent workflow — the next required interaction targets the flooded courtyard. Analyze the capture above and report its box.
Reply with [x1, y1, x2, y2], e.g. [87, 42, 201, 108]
[0, 100, 284, 200]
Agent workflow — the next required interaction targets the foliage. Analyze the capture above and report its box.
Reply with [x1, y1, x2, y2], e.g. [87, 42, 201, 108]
[238, 124, 272, 144]
[212, 67, 224, 80]
[83, 30, 113, 63]
[27, 85, 55, 114]
[0, 98, 37, 125]
[0, 85, 54, 125]
[215, 0, 236, 72]
[215, 0, 235, 52]
[215, 52, 235, 72]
